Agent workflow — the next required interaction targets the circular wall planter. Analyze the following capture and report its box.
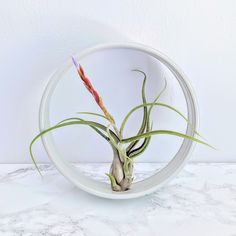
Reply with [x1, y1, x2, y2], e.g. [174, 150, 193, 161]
[39, 42, 199, 199]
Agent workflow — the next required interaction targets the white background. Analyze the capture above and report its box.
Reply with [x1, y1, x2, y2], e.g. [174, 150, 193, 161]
[0, 0, 235, 163]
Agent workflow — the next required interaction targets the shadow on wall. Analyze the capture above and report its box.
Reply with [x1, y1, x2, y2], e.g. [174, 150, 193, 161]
[0, 16, 129, 163]
[31, 17, 129, 74]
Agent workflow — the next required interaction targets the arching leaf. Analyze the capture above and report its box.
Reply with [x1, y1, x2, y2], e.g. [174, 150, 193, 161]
[30, 120, 120, 175]
[122, 129, 213, 149]
[123, 70, 148, 153]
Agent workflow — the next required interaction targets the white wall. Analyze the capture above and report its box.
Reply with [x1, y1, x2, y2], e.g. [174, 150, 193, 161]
[0, 0, 235, 163]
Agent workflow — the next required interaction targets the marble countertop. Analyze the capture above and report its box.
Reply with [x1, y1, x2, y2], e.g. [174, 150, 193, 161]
[0, 163, 235, 236]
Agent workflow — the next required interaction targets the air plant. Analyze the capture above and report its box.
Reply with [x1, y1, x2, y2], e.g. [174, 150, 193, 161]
[30, 57, 212, 192]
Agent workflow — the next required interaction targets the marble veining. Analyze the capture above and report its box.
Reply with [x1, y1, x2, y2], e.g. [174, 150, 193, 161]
[0, 163, 236, 236]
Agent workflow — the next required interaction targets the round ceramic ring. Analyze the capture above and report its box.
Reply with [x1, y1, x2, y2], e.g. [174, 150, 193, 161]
[39, 42, 199, 199]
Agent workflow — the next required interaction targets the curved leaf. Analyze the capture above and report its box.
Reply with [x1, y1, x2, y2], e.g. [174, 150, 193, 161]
[123, 70, 148, 153]
[30, 120, 120, 175]
[127, 79, 167, 156]
[128, 122, 153, 158]
[122, 129, 213, 148]
[75, 112, 120, 137]
[121, 102, 201, 137]
[57, 117, 108, 141]
[75, 111, 108, 121]
[105, 173, 118, 188]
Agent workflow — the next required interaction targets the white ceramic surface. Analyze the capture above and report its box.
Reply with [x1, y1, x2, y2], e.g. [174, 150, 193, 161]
[39, 42, 199, 199]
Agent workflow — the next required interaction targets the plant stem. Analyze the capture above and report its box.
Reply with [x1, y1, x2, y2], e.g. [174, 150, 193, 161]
[108, 147, 134, 191]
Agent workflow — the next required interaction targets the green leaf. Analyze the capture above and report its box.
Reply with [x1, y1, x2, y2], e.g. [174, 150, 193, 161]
[123, 157, 133, 178]
[121, 77, 167, 141]
[122, 129, 214, 149]
[105, 173, 118, 188]
[30, 120, 120, 176]
[75, 111, 108, 121]
[106, 125, 128, 163]
[106, 125, 119, 150]
[128, 122, 153, 158]
[127, 79, 167, 157]
[123, 70, 148, 153]
[121, 102, 201, 138]
[57, 117, 109, 141]
[75, 112, 121, 138]
[150, 77, 167, 105]
[146, 77, 167, 129]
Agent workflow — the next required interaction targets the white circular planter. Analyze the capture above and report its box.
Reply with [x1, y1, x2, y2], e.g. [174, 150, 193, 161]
[39, 42, 199, 199]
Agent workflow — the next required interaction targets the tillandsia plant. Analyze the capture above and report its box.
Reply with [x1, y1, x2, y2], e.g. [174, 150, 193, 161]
[30, 57, 212, 192]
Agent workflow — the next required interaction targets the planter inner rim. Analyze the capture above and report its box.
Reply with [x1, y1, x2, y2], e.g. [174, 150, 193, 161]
[39, 42, 199, 199]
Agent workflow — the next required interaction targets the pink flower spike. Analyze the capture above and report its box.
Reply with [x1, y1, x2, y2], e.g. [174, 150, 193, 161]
[71, 58, 115, 124]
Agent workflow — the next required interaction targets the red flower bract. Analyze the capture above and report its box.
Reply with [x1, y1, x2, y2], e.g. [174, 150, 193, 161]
[71, 57, 115, 124]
